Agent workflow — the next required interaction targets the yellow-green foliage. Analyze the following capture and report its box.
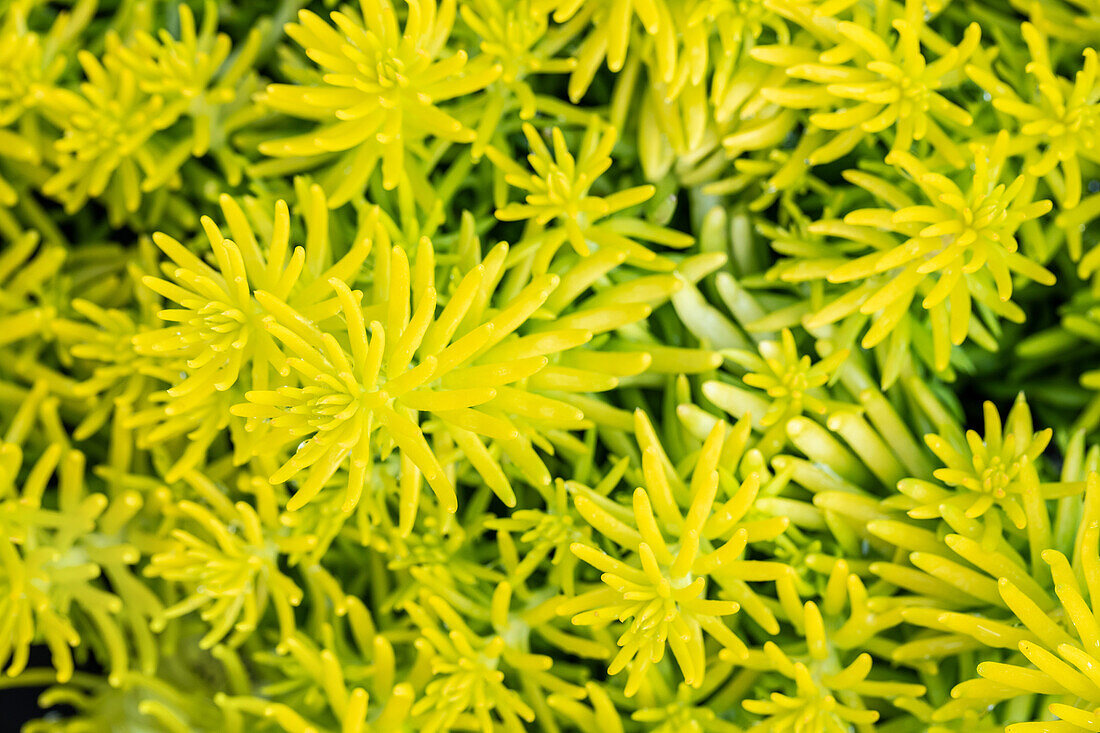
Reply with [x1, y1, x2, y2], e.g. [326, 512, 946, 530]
[4, 0, 1100, 731]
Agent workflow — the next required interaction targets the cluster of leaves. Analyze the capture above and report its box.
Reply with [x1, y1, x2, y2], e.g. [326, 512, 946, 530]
[3, 0, 1100, 731]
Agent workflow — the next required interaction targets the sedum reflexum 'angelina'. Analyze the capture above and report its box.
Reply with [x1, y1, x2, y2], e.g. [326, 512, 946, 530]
[967, 23, 1100, 213]
[952, 477, 1100, 732]
[901, 394, 1070, 532]
[104, 1, 263, 183]
[11, 0, 1100, 730]
[793, 132, 1054, 373]
[1011, 0, 1100, 43]
[543, 0, 675, 103]
[132, 185, 369, 482]
[704, 328, 850, 458]
[259, 0, 501, 203]
[145, 494, 338, 652]
[755, 0, 980, 167]
[0, 386, 157, 684]
[875, 447, 1096, 720]
[560, 415, 768, 696]
[487, 122, 693, 272]
[219, 597, 414, 733]
[40, 50, 180, 223]
[0, 7, 75, 206]
[36, 2, 256, 225]
[234, 230, 640, 528]
[14, 644, 252, 733]
[456, 0, 577, 132]
[0, 229, 65, 351]
[405, 592, 547, 732]
[737, 564, 924, 732]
